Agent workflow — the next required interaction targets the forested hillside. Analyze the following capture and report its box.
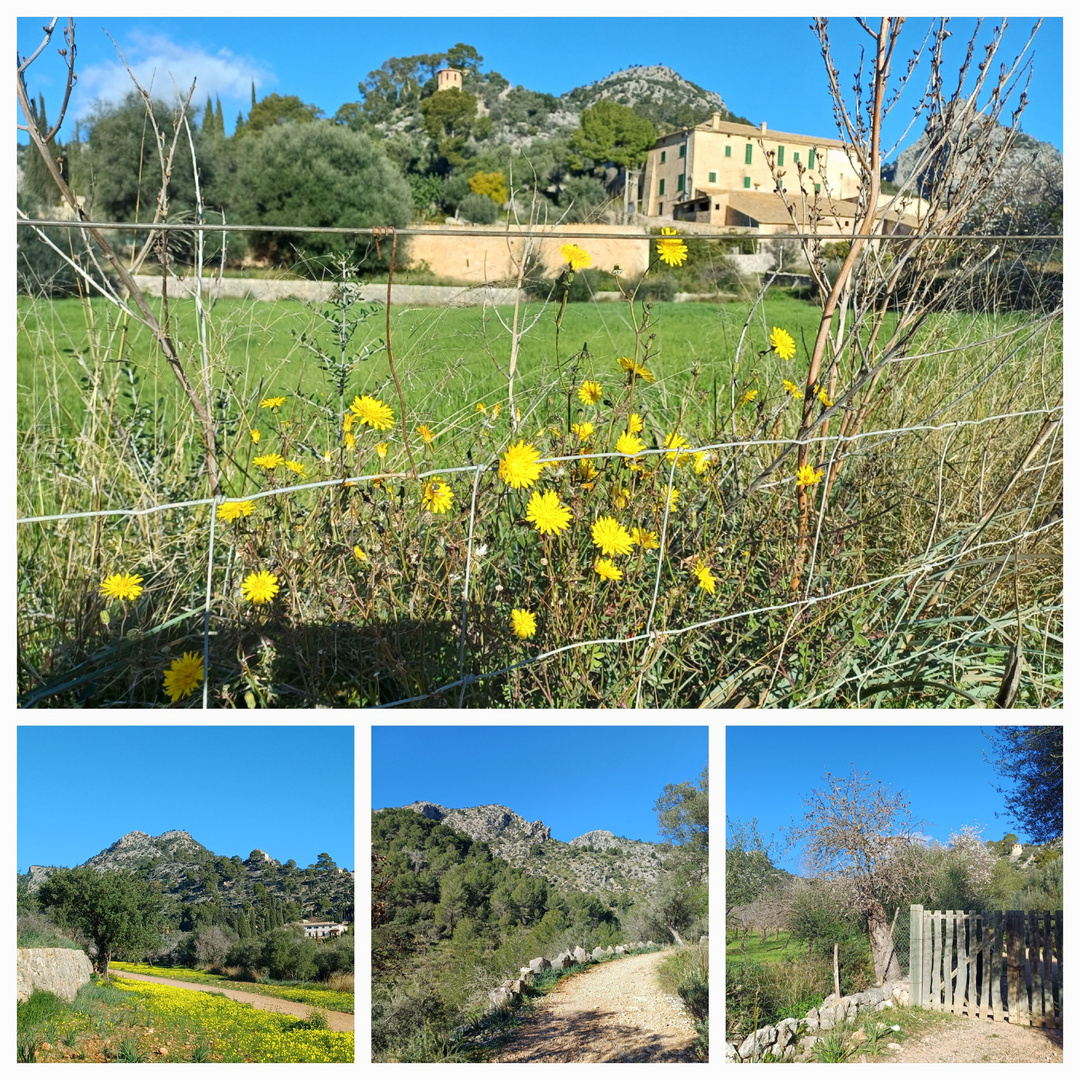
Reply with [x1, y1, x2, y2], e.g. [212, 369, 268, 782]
[372, 769, 708, 1061]
[21, 830, 354, 936]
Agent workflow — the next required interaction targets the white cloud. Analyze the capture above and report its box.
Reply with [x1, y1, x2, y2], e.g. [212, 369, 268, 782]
[73, 31, 275, 116]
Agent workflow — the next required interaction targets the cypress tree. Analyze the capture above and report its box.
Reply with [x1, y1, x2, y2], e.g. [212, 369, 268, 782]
[215, 97, 225, 137]
[202, 95, 214, 132]
[23, 94, 55, 205]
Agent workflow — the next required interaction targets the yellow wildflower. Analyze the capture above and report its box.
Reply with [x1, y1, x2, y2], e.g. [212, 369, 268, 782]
[559, 243, 592, 270]
[577, 380, 603, 406]
[498, 441, 544, 489]
[594, 557, 623, 581]
[656, 226, 688, 267]
[769, 327, 797, 361]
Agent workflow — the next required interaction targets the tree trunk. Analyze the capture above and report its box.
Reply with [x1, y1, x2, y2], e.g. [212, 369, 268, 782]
[95, 939, 110, 979]
[667, 924, 686, 947]
[866, 900, 901, 984]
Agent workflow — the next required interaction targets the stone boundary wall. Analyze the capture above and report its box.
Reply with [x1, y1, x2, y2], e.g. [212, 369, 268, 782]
[727, 979, 912, 1063]
[484, 940, 659, 1015]
[17, 947, 94, 1003]
[129, 275, 524, 308]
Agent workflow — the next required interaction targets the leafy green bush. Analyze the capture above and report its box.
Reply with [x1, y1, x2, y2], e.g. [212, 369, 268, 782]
[457, 193, 498, 225]
[288, 1008, 329, 1031]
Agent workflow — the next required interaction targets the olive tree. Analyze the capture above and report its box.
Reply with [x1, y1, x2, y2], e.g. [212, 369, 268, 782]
[788, 767, 922, 984]
[229, 122, 412, 270]
[37, 868, 165, 977]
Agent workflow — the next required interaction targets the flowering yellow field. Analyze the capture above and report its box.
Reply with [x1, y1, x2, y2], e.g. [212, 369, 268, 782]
[110, 962, 353, 1013]
[111, 977, 353, 1062]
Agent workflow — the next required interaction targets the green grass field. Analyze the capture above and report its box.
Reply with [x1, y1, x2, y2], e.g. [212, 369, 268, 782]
[726, 932, 804, 964]
[16, 280, 1062, 708]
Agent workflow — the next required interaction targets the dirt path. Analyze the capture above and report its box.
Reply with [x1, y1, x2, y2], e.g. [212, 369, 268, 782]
[110, 969, 354, 1033]
[866, 1016, 1062, 1064]
[491, 950, 701, 1063]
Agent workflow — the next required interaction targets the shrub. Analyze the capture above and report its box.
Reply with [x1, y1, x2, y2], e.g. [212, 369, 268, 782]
[456, 192, 498, 225]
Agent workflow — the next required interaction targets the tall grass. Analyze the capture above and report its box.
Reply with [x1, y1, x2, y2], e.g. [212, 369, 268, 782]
[16, 256, 1062, 708]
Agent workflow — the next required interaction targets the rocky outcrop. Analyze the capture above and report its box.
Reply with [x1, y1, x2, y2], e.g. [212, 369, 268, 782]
[17, 948, 93, 1003]
[569, 830, 620, 848]
[727, 980, 911, 1062]
[395, 802, 668, 900]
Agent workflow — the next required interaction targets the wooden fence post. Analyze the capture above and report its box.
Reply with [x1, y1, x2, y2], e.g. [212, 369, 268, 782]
[910, 905, 924, 1008]
[1054, 908, 1062, 1027]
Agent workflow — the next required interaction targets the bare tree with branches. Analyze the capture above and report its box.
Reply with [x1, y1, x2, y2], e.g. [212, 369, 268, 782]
[787, 766, 924, 984]
[16, 18, 222, 495]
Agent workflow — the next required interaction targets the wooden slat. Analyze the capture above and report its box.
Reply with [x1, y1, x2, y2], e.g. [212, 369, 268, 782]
[956, 911, 969, 1016]
[1007, 910, 1025, 1025]
[910, 905, 925, 1008]
[1054, 909, 1063, 1026]
[930, 911, 942, 1009]
[922, 908, 934, 1010]
[1030, 911, 1044, 1027]
[995, 910, 1006, 1021]
[944, 910, 956, 1013]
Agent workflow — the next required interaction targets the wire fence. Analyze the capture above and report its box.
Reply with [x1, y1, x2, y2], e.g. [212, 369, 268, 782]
[15, 218, 1064, 708]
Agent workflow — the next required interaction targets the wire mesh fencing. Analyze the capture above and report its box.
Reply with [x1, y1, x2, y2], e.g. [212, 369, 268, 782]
[15, 219, 1063, 708]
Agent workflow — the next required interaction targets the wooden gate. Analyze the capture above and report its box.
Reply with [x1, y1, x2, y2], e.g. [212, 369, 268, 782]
[909, 906, 1062, 1027]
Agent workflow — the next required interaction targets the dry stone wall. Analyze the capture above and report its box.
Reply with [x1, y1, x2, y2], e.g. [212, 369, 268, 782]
[484, 941, 657, 1015]
[727, 980, 911, 1062]
[17, 947, 93, 1003]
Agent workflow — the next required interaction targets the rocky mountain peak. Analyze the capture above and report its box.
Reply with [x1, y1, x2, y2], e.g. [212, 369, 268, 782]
[570, 830, 621, 849]
[400, 802, 551, 843]
[396, 801, 666, 899]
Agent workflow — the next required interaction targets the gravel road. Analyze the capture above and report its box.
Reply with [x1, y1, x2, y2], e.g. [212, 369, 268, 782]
[492, 950, 702, 1063]
[111, 969, 354, 1032]
[865, 1015, 1063, 1064]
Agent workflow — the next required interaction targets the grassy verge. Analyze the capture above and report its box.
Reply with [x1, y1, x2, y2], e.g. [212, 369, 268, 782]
[17, 976, 352, 1063]
[109, 962, 353, 1013]
[794, 1006, 961, 1063]
[374, 944, 666, 1063]
[655, 940, 709, 1060]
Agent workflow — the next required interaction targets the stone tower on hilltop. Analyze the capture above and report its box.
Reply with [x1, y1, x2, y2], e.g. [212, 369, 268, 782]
[436, 68, 462, 93]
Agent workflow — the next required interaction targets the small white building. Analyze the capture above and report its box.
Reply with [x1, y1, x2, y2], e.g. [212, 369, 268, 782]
[302, 918, 348, 939]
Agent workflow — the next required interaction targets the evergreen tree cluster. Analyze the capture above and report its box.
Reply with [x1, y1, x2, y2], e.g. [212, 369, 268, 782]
[19, 41, 738, 286]
[372, 808, 620, 965]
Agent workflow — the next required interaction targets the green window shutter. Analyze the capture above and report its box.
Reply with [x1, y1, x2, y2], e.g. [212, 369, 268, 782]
[743, 176, 751, 189]
[659, 178, 665, 195]
[725, 145, 732, 158]
[677, 174, 684, 192]
[660, 150, 666, 163]
[777, 146, 784, 166]
[808, 148, 816, 169]
[745, 144, 753, 164]
[708, 171, 717, 183]
[679, 144, 686, 158]
[814, 183, 821, 193]
[793, 151, 800, 163]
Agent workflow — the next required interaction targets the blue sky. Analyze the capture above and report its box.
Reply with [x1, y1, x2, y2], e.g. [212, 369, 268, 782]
[371, 725, 708, 844]
[17, 726, 354, 873]
[727, 725, 1045, 875]
[16, 15, 1062, 152]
